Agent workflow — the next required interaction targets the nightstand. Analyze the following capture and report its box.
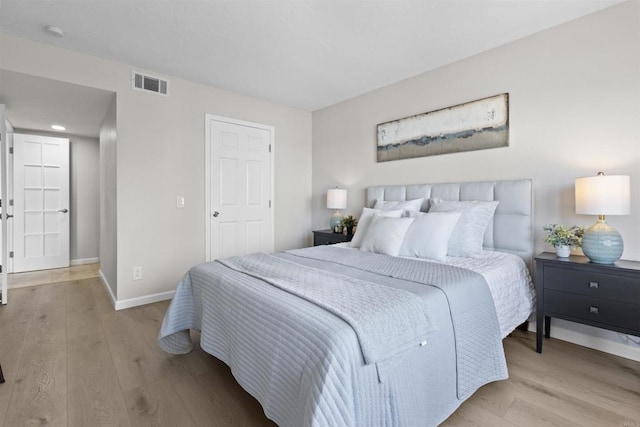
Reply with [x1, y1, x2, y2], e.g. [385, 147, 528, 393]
[535, 252, 640, 353]
[313, 229, 353, 246]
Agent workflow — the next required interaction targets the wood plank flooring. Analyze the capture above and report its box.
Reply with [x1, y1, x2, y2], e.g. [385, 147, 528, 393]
[0, 273, 638, 426]
[8, 263, 100, 289]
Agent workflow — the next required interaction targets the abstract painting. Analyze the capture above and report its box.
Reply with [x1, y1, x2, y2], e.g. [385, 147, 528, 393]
[377, 93, 509, 162]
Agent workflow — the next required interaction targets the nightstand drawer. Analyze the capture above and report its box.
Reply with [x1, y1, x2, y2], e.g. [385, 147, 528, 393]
[315, 234, 340, 246]
[544, 266, 640, 302]
[545, 289, 640, 333]
[313, 230, 353, 246]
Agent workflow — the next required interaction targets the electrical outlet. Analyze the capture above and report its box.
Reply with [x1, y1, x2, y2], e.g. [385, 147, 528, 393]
[133, 266, 143, 281]
[176, 196, 185, 209]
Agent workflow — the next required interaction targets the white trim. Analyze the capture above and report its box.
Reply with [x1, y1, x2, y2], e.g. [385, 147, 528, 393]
[1, 105, 7, 304]
[71, 257, 99, 266]
[528, 320, 640, 362]
[114, 290, 175, 311]
[204, 114, 275, 262]
[99, 268, 116, 308]
[99, 268, 174, 311]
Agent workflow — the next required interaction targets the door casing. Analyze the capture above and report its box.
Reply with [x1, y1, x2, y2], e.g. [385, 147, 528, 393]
[0, 105, 7, 303]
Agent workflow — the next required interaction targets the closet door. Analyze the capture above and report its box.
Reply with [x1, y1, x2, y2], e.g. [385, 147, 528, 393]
[206, 115, 274, 261]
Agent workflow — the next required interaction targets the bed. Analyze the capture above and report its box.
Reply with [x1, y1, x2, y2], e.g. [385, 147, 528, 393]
[158, 179, 535, 426]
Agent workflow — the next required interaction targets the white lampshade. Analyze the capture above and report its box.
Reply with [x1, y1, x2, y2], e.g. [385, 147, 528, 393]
[575, 174, 630, 215]
[327, 188, 347, 210]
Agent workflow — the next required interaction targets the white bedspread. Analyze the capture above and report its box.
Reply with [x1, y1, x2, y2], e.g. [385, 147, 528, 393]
[158, 247, 534, 426]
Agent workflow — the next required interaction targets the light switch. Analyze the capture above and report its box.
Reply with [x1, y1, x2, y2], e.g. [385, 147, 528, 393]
[177, 196, 185, 209]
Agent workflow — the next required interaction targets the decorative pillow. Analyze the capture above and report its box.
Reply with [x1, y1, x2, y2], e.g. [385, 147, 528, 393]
[359, 216, 415, 256]
[373, 198, 423, 213]
[428, 198, 499, 257]
[398, 211, 462, 261]
[350, 208, 403, 248]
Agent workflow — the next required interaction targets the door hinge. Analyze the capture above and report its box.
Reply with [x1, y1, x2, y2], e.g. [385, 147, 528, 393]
[269, 144, 271, 153]
[8, 147, 13, 154]
[9, 251, 13, 258]
[9, 199, 13, 206]
[269, 200, 271, 208]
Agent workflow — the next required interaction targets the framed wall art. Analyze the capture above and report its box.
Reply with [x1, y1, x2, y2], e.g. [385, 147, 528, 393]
[377, 93, 509, 162]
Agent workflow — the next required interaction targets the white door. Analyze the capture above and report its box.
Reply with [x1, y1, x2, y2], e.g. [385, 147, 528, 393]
[206, 115, 273, 260]
[13, 134, 70, 272]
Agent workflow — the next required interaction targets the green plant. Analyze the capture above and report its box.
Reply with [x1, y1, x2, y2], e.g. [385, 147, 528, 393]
[342, 215, 358, 228]
[543, 224, 585, 248]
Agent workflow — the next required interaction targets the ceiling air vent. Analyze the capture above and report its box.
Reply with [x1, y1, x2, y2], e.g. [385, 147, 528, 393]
[132, 71, 169, 96]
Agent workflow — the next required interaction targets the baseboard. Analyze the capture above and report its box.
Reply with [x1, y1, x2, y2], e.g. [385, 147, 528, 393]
[71, 257, 99, 266]
[98, 269, 117, 308]
[528, 320, 640, 362]
[114, 290, 175, 311]
[97, 269, 174, 310]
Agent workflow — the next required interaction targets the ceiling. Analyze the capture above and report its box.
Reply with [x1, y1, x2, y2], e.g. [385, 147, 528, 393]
[0, 70, 115, 138]
[0, 0, 624, 136]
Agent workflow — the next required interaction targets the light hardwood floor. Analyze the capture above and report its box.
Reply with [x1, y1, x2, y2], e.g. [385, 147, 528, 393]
[0, 272, 638, 426]
[7, 263, 100, 289]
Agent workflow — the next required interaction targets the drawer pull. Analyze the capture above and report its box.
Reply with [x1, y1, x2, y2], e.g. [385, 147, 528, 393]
[589, 306, 599, 315]
[589, 281, 599, 289]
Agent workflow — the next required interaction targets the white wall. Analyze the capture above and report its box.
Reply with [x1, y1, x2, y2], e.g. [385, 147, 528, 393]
[1, 33, 312, 304]
[312, 1, 640, 360]
[14, 129, 100, 263]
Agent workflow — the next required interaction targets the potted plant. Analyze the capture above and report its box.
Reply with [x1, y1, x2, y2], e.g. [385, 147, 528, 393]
[342, 215, 358, 235]
[543, 224, 585, 258]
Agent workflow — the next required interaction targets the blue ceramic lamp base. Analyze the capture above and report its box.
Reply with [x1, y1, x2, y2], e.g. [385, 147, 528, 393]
[581, 220, 623, 264]
[329, 210, 343, 232]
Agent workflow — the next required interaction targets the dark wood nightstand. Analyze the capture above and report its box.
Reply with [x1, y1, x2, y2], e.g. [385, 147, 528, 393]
[535, 252, 640, 353]
[313, 229, 353, 246]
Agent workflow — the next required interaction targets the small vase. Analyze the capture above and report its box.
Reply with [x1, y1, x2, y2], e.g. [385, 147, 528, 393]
[555, 245, 570, 258]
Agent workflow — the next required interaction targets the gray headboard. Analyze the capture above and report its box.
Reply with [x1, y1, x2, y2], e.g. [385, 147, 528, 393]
[366, 179, 533, 270]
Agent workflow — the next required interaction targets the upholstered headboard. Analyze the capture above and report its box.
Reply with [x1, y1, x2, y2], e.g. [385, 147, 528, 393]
[366, 179, 533, 270]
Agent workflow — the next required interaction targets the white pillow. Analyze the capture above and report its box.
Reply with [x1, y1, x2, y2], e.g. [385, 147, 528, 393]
[359, 216, 415, 256]
[350, 208, 403, 248]
[428, 198, 499, 257]
[399, 212, 462, 261]
[373, 198, 423, 213]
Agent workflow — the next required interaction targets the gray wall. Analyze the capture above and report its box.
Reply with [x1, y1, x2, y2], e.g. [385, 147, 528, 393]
[312, 2, 640, 359]
[99, 97, 117, 298]
[71, 134, 99, 262]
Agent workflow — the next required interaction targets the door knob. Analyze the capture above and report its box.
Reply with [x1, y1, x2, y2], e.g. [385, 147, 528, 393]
[58, 209, 69, 213]
[213, 211, 220, 217]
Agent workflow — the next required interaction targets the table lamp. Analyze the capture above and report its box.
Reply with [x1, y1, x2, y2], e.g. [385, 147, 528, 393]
[327, 188, 347, 231]
[575, 172, 630, 264]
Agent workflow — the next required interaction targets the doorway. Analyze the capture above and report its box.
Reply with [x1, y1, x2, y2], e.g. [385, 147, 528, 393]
[0, 70, 114, 303]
